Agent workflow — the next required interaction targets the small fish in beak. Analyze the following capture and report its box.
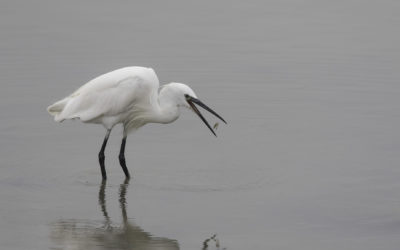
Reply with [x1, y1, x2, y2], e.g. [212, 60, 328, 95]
[185, 94, 227, 136]
[213, 122, 219, 130]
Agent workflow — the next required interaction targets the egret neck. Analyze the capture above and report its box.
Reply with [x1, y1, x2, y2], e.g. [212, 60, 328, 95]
[151, 85, 181, 124]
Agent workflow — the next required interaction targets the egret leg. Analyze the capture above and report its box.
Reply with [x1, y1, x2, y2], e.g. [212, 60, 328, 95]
[118, 136, 131, 179]
[98, 129, 111, 180]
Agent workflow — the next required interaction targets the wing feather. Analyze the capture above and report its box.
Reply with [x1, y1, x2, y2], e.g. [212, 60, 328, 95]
[48, 67, 159, 123]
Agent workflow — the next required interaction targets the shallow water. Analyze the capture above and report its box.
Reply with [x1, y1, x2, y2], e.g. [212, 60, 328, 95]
[1, 1, 400, 249]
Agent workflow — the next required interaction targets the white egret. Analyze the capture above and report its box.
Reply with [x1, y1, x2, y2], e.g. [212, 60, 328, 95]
[47, 66, 226, 180]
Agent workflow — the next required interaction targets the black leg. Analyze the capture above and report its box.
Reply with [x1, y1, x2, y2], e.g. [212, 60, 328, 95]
[119, 136, 131, 179]
[98, 129, 111, 180]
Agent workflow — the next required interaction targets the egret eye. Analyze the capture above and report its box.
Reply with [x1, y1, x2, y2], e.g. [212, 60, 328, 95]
[184, 94, 191, 101]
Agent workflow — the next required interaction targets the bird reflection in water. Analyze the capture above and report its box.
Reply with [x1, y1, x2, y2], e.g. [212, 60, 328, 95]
[50, 180, 179, 250]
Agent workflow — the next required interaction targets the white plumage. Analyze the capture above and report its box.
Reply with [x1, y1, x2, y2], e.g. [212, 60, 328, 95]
[47, 66, 226, 180]
[48, 67, 160, 131]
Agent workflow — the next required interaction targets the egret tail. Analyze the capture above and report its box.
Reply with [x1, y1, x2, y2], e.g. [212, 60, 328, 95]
[47, 98, 70, 121]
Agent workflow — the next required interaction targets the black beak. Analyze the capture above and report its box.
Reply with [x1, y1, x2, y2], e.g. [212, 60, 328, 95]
[185, 94, 227, 137]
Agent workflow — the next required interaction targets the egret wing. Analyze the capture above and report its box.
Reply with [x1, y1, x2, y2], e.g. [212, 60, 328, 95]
[49, 67, 159, 123]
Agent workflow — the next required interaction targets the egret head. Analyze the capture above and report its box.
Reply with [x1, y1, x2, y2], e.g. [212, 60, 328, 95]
[163, 82, 198, 108]
[162, 82, 226, 136]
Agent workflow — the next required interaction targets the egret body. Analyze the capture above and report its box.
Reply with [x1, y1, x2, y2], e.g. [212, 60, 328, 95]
[47, 67, 226, 180]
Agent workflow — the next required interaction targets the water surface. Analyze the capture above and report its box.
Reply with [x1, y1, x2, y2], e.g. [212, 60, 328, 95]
[1, 1, 400, 249]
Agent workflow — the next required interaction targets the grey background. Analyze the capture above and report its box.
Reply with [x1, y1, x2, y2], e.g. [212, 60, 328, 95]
[1, 0, 400, 249]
